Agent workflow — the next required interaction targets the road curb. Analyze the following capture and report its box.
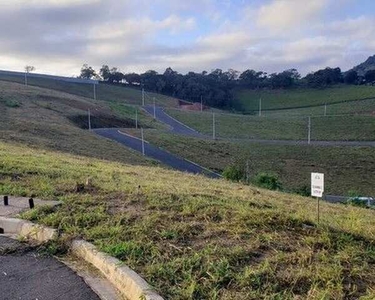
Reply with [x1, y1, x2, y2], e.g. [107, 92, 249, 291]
[71, 240, 164, 300]
[0, 216, 57, 243]
[0, 216, 164, 300]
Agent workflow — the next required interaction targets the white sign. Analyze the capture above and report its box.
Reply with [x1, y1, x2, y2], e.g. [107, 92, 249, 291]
[311, 173, 324, 197]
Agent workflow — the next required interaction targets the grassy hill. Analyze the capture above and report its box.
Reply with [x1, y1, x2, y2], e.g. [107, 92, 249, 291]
[2, 71, 375, 298]
[234, 85, 375, 112]
[0, 73, 180, 107]
[1, 141, 375, 299]
[0, 80, 162, 165]
[166, 109, 375, 141]
[145, 132, 375, 196]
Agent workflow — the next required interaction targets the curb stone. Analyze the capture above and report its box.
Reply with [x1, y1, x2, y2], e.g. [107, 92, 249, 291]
[71, 240, 164, 300]
[0, 217, 57, 243]
[0, 216, 164, 300]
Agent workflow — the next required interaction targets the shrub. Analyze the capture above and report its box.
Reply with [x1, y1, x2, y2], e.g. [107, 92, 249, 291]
[294, 185, 310, 197]
[223, 165, 245, 182]
[254, 172, 282, 190]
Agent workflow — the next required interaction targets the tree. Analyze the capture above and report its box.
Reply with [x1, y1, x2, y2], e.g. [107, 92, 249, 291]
[79, 64, 96, 79]
[305, 67, 342, 87]
[365, 70, 375, 83]
[24, 65, 35, 86]
[99, 65, 111, 81]
[25, 65, 35, 73]
[344, 70, 358, 84]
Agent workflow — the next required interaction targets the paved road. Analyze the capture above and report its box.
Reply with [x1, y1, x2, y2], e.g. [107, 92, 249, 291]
[94, 128, 220, 178]
[144, 106, 375, 147]
[0, 236, 100, 300]
[143, 105, 204, 137]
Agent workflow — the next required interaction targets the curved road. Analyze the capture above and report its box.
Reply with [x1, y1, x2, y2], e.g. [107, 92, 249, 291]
[95, 105, 375, 178]
[143, 105, 204, 137]
[143, 106, 375, 147]
[94, 128, 220, 178]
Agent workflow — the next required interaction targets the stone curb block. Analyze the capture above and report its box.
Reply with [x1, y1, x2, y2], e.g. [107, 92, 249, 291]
[0, 217, 57, 243]
[0, 217, 164, 300]
[71, 240, 164, 300]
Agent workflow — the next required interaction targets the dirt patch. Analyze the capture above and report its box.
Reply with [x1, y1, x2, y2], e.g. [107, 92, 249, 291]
[67, 114, 137, 129]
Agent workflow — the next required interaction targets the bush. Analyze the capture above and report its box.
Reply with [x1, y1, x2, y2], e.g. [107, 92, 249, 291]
[254, 172, 282, 190]
[294, 185, 310, 197]
[223, 165, 245, 182]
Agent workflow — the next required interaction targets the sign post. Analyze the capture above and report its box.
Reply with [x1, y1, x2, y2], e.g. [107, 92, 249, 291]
[311, 172, 324, 224]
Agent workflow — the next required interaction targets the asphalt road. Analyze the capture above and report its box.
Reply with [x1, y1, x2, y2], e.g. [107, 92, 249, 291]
[0, 236, 100, 300]
[143, 105, 204, 137]
[94, 128, 220, 178]
[144, 106, 375, 147]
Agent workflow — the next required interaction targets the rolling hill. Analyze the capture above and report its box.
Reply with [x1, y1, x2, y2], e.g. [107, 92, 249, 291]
[2, 74, 375, 298]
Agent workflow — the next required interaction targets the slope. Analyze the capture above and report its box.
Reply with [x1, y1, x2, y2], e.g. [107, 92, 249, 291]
[1, 141, 375, 299]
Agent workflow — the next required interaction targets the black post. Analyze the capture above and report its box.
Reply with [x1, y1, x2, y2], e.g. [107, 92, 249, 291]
[3, 196, 8, 206]
[29, 198, 34, 209]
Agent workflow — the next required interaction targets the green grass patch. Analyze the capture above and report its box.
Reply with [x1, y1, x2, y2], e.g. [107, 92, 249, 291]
[234, 85, 375, 112]
[166, 109, 375, 141]
[146, 131, 375, 196]
[3, 142, 375, 299]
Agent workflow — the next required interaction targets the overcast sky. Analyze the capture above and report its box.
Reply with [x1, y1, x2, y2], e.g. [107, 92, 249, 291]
[1, 0, 375, 76]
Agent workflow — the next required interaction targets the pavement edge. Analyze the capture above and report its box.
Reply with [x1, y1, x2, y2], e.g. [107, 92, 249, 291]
[0, 216, 164, 300]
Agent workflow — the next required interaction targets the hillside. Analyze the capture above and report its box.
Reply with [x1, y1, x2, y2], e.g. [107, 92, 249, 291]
[0, 73, 180, 107]
[1, 141, 375, 299]
[351, 54, 375, 76]
[0, 80, 160, 165]
[234, 85, 375, 113]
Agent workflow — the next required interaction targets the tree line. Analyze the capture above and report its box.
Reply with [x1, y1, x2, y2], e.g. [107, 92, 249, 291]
[79, 64, 375, 109]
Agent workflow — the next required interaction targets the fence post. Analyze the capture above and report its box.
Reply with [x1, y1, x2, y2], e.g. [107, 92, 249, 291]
[308, 116, 311, 145]
[213, 112, 216, 140]
[141, 128, 145, 156]
[88, 109, 91, 131]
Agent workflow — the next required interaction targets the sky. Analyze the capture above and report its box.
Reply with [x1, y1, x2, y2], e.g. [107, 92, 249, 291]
[1, 0, 375, 77]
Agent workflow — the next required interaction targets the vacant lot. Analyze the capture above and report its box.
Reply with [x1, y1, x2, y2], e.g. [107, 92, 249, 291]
[0, 80, 154, 165]
[0, 73, 179, 107]
[146, 131, 375, 196]
[234, 85, 375, 112]
[1, 141, 375, 299]
[166, 109, 375, 141]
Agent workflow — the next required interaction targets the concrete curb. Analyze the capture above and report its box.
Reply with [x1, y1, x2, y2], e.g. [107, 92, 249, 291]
[0, 216, 164, 300]
[71, 240, 164, 300]
[0, 217, 57, 243]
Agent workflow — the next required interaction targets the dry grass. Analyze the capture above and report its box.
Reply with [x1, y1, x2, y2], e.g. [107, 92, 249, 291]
[0, 80, 155, 166]
[1, 141, 375, 299]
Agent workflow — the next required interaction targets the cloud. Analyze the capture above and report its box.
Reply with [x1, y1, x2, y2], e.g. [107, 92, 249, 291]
[0, 0, 374, 77]
[256, 0, 329, 31]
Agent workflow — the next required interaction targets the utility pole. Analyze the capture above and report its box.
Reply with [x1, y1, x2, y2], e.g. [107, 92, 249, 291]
[135, 109, 138, 129]
[201, 95, 203, 112]
[259, 98, 262, 116]
[308, 116, 311, 145]
[93, 83, 97, 101]
[213, 112, 216, 140]
[153, 97, 156, 119]
[324, 103, 327, 116]
[88, 109, 91, 131]
[142, 87, 145, 106]
[141, 128, 145, 156]
[25, 72, 27, 86]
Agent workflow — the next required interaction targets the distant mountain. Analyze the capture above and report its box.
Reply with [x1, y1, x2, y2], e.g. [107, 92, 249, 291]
[350, 55, 375, 76]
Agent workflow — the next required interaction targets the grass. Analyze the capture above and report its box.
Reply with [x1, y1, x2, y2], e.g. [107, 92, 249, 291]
[146, 131, 375, 196]
[166, 109, 375, 141]
[0, 73, 180, 107]
[235, 85, 375, 112]
[1, 141, 375, 299]
[264, 97, 375, 117]
[0, 80, 155, 166]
